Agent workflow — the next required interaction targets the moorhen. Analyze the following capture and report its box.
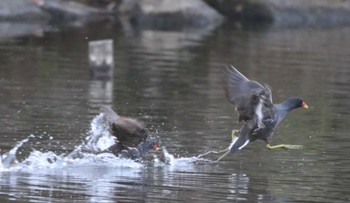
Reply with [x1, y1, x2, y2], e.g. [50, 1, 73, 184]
[217, 65, 309, 161]
[100, 106, 158, 159]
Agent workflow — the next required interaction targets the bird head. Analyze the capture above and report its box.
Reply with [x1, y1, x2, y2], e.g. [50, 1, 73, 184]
[301, 101, 309, 109]
[284, 97, 309, 110]
[137, 139, 159, 157]
[150, 140, 159, 151]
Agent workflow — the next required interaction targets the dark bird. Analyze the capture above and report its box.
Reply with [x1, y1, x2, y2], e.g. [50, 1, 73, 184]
[217, 65, 309, 161]
[100, 106, 158, 160]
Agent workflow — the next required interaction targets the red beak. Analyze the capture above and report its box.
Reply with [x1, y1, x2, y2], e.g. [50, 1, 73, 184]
[302, 101, 309, 109]
[153, 144, 159, 151]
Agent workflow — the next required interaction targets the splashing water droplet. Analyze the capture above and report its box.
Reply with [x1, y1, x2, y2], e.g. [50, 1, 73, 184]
[1, 134, 34, 170]
[1, 114, 214, 173]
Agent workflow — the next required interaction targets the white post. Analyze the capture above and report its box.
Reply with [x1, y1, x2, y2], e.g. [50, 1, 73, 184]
[88, 39, 114, 105]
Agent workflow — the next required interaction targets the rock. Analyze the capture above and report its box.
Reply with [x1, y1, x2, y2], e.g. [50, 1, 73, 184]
[205, 0, 350, 27]
[133, 0, 224, 29]
[33, 0, 110, 25]
[0, 0, 111, 25]
[0, 0, 224, 39]
[0, 0, 48, 21]
[0, 22, 45, 39]
[0, 0, 113, 39]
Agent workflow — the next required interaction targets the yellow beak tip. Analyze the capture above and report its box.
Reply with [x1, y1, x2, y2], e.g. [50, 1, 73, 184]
[302, 102, 309, 109]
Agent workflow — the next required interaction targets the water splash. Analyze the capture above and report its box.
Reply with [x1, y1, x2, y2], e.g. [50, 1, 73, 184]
[154, 147, 213, 167]
[1, 134, 34, 171]
[0, 113, 214, 173]
[84, 113, 115, 152]
[0, 114, 141, 172]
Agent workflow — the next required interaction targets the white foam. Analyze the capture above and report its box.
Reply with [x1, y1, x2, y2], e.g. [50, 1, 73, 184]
[155, 147, 212, 169]
[85, 113, 115, 152]
[1, 114, 213, 173]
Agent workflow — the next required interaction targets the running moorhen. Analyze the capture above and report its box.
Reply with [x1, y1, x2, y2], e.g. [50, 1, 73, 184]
[217, 65, 309, 160]
[100, 106, 158, 159]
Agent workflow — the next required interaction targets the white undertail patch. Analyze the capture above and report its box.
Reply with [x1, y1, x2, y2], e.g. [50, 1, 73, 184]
[238, 140, 250, 150]
[229, 137, 239, 151]
[228, 137, 250, 151]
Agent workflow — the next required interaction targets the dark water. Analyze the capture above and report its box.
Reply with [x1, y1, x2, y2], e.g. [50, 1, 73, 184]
[1, 22, 350, 202]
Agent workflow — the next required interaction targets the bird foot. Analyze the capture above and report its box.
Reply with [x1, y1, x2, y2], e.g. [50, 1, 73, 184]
[266, 144, 304, 150]
[197, 148, 229, 158]
[216, 148, 230, 162]
[213, 130, 240, 162]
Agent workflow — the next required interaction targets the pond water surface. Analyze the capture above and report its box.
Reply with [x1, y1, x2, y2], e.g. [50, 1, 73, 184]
[0, 22, 350, 202]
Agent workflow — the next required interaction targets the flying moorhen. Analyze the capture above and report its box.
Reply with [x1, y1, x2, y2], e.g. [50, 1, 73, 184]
[100, 106, 158, 159]
[217, 65, 309, 161]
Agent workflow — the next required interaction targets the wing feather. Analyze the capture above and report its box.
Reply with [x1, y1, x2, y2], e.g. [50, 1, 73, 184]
[101, 106, 148, 147]
[224, 65, 273, 122]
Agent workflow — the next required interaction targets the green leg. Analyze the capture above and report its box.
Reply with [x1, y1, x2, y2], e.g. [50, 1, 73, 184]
[231, 129, 239, 140]
[215, 130, 240, 162]
[266, 144, 303, 150]
[216, 149, 230, 162]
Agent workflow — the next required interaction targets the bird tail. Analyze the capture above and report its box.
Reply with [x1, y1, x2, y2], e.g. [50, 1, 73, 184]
[100, 105, 119, 122]
[229, 134, 250, 153]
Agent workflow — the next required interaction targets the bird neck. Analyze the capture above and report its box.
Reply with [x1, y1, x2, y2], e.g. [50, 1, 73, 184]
[277, 99, 299, 112]
[274, 99, 299, 123]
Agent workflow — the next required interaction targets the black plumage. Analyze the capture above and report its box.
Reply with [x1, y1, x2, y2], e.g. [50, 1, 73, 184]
[224, 65, 273, 128]
[224, 65, 309, 154]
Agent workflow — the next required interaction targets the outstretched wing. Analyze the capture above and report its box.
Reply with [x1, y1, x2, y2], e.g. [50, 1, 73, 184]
[101, 106, 148, 147]
[111, 118, 148, 147]
[224, 65, 273, 122]
[101, 105, 119, 122]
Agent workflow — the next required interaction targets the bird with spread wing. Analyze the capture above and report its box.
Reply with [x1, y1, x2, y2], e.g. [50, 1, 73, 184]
[217, 65, 309, 161]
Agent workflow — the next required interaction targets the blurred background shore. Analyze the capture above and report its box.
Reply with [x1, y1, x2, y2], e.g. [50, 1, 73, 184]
[2, 0, 350, 39]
